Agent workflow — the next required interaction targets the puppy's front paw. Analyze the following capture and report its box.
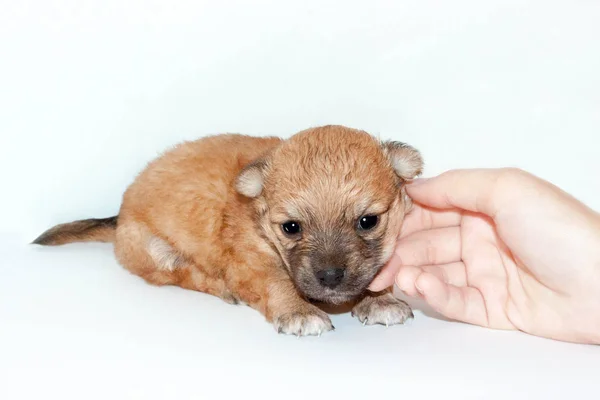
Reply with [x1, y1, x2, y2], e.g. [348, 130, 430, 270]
[273, 307, 334, 337]
[352, 293, 413, 327]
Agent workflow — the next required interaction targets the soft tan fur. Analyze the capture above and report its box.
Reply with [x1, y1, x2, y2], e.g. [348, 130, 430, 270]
[33, 125, 423, 336]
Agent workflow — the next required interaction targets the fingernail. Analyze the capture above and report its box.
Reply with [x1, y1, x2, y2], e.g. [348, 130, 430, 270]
[368, 279, 383, 291]
[408, 178, 429, 186]
[415, 281, 424, 294]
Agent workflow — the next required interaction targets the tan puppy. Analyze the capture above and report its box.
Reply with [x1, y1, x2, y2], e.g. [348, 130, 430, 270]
[33, 125, 423, 336]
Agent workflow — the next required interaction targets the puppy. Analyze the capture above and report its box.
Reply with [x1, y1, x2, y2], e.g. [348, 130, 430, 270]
[33, 125, 423, 336]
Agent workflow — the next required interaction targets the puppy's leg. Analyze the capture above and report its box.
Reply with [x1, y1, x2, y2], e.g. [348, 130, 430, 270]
[268, 279, 335, 336]
[116, 220, 332, 335]
[171, 254, 333, 336]
[351, 288, 413, 327]
[225, 265, 334, 337]
[114, 220, 236, 303]
[177, 265, 239, 305]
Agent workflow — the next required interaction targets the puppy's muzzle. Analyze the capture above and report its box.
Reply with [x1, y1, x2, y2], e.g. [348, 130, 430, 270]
[315, 267, 345, 289]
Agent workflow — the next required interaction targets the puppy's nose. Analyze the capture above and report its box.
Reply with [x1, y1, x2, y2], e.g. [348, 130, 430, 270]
[316, 268, 345, 288]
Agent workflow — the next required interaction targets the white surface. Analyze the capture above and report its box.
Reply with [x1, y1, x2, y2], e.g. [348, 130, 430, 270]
[1, 1, 599, 399]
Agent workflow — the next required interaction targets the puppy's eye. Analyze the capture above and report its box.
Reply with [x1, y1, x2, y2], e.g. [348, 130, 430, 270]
[281, 221, 301, 236]
[358, 215, 379, 231]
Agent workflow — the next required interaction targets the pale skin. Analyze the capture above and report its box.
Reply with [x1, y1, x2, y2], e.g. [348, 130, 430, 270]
[369, 168, 600, 345]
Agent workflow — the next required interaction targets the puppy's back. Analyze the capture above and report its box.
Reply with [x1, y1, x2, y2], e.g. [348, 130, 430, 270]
[120, 134, 282, 252]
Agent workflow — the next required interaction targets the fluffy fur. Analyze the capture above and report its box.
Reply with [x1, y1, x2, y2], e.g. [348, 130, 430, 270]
[33, 125, 423, 336]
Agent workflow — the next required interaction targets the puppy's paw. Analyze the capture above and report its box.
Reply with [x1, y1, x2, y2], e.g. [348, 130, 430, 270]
[352, 293, 413, 327]
[273, 307, 334, 337]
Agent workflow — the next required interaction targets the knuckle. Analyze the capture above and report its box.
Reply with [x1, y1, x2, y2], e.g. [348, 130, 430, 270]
[425, 241, 438, 264]
[420, 206, 433, 229]
[494, 167, 533, 198]
[497, 167, 528, 184]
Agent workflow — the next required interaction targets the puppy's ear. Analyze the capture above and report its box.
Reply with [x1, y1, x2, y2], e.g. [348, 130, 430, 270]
[381, 141, 423, 181]
[235, 158, 270, 198]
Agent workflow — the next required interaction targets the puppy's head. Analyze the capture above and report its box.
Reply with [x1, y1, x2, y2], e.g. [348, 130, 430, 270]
[236, 125, 423, 304]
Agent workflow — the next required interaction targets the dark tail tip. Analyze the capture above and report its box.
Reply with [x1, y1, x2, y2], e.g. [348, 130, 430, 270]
[31, 232, 54, 245]
[31, 216, 118, 246]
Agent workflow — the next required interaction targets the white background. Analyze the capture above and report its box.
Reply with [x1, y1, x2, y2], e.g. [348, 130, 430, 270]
[1, 1, 599, 399]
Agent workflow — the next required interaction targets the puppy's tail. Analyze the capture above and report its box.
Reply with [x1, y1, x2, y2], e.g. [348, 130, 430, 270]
[32, 216, 118, 246]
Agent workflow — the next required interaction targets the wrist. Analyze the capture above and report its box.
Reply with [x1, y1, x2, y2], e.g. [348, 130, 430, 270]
[576, 217, 600, 344]
[570, 289, 600, 345]
[575, 317, 600, 345]
[584, 294, 600, 345]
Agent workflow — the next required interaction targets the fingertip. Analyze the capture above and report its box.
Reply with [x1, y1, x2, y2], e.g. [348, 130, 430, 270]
[368, 267, 395, 291]
[395, 265, 422, 297]
[416, 271, 440, 289]
[404, 176, 437, 205]
[404, 185, 423, 200]
[406, 168, 505, 215]
[395, 269, 412, 293]
[369, 252, 404, 291]
[368, 277, 390, 292]
[407, 177, 430, 186]
[415, 272, 448, 305]
[414, 279, 424, 295]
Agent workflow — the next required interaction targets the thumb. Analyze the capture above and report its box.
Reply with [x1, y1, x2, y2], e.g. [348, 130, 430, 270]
[406, 168, 523, 217]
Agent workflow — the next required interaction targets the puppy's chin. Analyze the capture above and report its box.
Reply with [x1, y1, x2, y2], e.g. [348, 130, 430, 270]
[300, 287, 365, 305]
[293, 268, 385, 305]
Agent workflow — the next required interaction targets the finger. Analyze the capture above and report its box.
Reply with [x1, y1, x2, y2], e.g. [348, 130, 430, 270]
[394, 265, 426, 297]
[369, 227, 461, 291]
[396, 226, 462, 267]
[369, 260, 399, 291]
[415, 272, 489, 327]
[407, 169, 517, 217]
[399, 203, 462, 238]
[395, 262, 468, 297]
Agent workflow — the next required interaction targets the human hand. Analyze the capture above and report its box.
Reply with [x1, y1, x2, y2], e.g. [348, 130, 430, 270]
[370, 168, 600, 344]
